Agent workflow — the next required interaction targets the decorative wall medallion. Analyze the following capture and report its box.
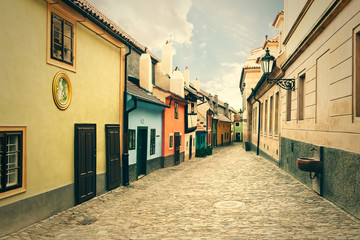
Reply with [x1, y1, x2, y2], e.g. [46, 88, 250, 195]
[52, 72, 72, 110]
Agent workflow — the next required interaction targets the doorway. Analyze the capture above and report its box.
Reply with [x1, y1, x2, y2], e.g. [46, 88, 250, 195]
[105, 124, 121, 190]
[137, 127, 147, 178]
[189, 135, 192, 159]
[74, 124, 96, 205]
[174, 132, 180, 165]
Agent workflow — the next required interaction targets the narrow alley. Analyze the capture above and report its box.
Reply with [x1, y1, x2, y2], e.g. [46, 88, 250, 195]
[2, 143, 360, 239]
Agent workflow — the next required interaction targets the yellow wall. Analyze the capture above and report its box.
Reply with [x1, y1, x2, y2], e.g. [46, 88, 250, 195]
[282, 0, 360, 154]
[0, 0, 124, 205]
[217, 121, 231, 145]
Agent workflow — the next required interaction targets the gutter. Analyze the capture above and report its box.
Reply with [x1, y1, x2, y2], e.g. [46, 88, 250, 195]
[251, 88, 261, 156]
[121, 47, 132, 186]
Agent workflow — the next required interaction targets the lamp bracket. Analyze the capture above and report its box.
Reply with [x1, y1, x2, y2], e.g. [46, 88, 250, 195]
[266, 76, 295, 91]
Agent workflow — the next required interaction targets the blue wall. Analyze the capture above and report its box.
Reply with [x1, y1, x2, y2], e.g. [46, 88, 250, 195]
[128, 100, 164, 165]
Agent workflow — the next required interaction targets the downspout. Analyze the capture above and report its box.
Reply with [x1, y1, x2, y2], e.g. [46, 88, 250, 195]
[251, 88, 261, 156]
[122, 47, 132, 186]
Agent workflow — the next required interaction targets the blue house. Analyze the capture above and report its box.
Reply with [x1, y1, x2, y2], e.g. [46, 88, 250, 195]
[127, 80, 168, 181]
[126, 52, 168, 182]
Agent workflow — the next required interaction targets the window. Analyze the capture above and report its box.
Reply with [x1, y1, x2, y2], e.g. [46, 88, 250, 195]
[298, 74, 305, 120]
[51, 13, 73, 65]
[356, 28, 360, 117]
[169, 134, 174, 150]
[286, 90, 292, 121]
[191, 103, 195, 113]
[265, 100, 268, 135]
[275, 92, 280, 136]
[260, 102, 263, 134]
[175, 102, 179, 119]
[150, 129, 155, 155]
[270, 96, 273, 136]
[236, 123, 239, 126]
[0, 128, 26, 197]
[129, 130, 135, 150]
[47, 6, 76, 71]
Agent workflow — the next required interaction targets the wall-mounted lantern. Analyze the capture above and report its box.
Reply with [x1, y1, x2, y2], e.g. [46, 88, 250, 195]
[260, 47, 295, 91]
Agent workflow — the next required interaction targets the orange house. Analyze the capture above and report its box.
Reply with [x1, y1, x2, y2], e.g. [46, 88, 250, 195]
[217, 115, 232, 146]
[153, 86, 186, 167]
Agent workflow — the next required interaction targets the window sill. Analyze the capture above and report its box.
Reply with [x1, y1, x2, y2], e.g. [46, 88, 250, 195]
[0, 187, 26, 200]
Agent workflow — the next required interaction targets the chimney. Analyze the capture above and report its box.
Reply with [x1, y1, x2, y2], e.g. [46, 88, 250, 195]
[224, 102, 229, 118]
[184, 66, 190, 88]
[170, 66, 184, 98]
[162, 41, 173, 76]
[214, 94, 218, 114]
[139, 53, 153, 92]
[194, 78, 200, 91]
[208, 93, 213, 109]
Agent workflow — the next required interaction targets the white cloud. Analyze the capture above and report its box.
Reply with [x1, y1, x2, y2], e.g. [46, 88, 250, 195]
[88, 0, 194, 51]
[202, 62, 244, 110]
[236, 50, 250, 58]
[199, 42, 207, 49]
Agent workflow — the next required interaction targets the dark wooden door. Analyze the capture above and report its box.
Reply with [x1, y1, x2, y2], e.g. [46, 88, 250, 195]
[106, 124, 121, 190]
[221, 134, 224, 146]
[137, 128, 147, 177]
[74, 124, 96, 205]
[189, 135, 192, 159]
[174, 132, 180, 165]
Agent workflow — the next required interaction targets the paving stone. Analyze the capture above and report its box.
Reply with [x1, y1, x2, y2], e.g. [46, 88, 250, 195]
[2, 143, 360, 239]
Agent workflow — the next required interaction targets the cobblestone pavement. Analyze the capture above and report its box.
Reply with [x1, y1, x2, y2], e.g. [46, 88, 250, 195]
[3, 143, 360, 239]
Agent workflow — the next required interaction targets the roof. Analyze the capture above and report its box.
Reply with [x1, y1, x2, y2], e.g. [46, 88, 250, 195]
[217, 114, 232, 123]
[126, 81, 168, 107]
[196, 123, 206, 132]
[272, 10, 284, 27]
[153, 86, 187, 103]
[65, 0, 160, 61]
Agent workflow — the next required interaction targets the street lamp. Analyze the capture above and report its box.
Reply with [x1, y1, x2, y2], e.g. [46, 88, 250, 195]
[260, 47, 295, 91]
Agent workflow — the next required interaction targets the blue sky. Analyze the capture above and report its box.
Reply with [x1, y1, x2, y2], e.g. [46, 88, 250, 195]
[88, 0, 283, 110]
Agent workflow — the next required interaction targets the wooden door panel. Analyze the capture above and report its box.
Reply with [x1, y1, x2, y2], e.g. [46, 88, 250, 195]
[106, 125, 121, 190]
[75, 124, 96, 205]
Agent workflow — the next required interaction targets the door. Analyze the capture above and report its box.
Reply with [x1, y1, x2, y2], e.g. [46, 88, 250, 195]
[74, 124, 96, 205]
[174, 132, 180, 165]
[137, 128, 147, 177]
[189, 135, 192, 159]
[106, 124, 121, 190]
[221, 134, 224, 146]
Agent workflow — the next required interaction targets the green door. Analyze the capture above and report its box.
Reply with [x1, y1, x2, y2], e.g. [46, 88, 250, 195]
[136, 127, 147, 178]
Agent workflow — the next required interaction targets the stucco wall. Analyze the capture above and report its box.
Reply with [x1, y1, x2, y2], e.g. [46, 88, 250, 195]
[184, 132, 196, 160]
[217, 121, 231, 146]
[128, 101, 164, 165]
[162, 98, 185, 156]
[281, 0, 360, 154]
[0, 0, 122, 205]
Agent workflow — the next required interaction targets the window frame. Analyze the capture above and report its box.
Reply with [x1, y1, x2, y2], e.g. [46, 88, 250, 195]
[0, 127, 27, 199]
[47, 5, 77, 72]
[298, 74, 305, 121]
[150, 129, 156, 155]
[129, 129, 136, 150]
[169, 133, 174, 150]
[353, 24, 360, 120]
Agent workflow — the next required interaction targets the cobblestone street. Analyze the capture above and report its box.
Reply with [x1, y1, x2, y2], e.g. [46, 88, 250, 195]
[3, 143, 360, 239]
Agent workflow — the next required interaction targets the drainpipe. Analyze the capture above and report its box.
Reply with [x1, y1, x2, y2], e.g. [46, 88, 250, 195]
[122, 47, 132, 186]
[251, 88, 261, 155]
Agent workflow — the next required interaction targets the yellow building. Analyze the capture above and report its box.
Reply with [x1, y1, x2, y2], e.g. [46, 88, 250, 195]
[0, 0, 151, 236]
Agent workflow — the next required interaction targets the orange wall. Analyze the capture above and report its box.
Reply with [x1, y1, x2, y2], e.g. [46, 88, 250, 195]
[217, 121, 231, 145]
[162, 97, 186, 156]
